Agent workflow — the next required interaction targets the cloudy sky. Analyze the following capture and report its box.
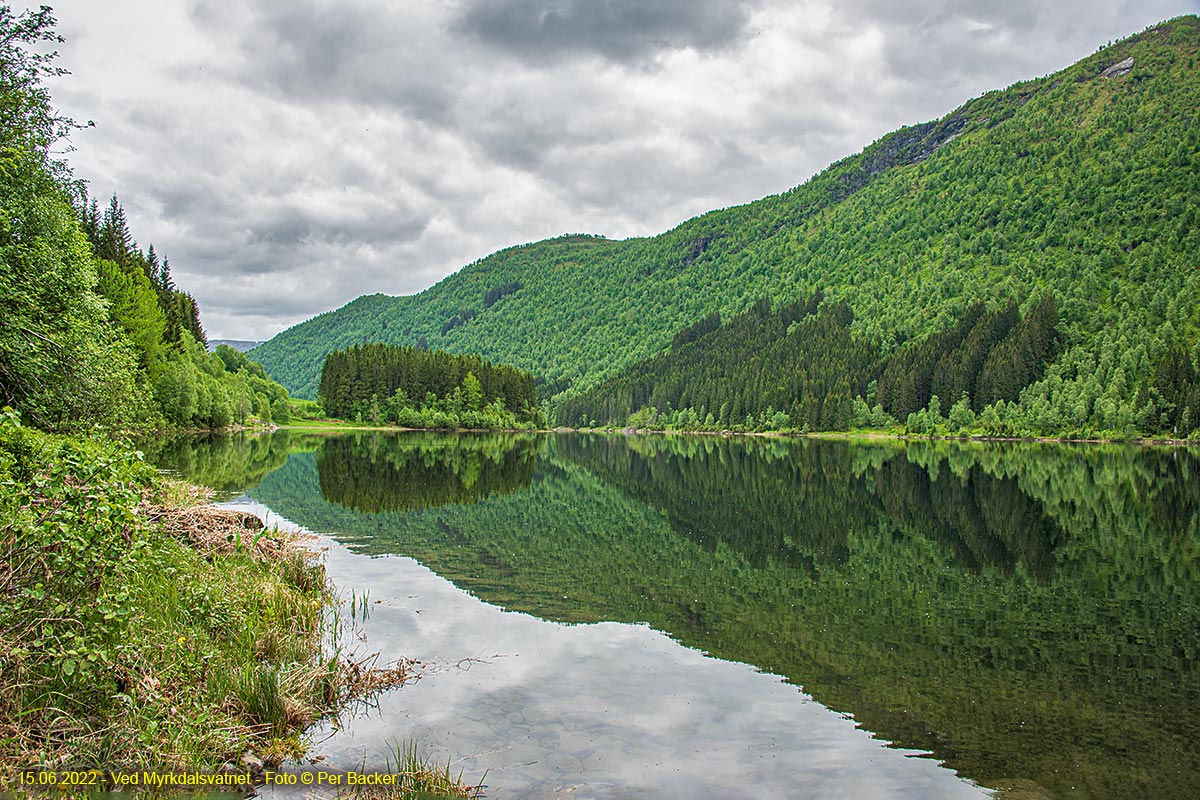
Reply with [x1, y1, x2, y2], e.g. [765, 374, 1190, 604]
[33, 0, 1200, 340]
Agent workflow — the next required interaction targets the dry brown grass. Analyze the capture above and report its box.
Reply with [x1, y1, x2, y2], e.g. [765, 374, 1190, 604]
[139, 480, 312, 561]
[337, 652, 417, 702]
[143, 501, 281, 557]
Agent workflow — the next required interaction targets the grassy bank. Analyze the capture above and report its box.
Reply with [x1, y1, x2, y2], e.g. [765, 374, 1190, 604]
[0, 412, 333, 780]
[0, 413, 474, 797]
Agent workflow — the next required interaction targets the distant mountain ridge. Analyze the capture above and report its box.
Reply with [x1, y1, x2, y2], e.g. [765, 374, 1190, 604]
[207, 339, 265, 353]
[251, 17, 1200, 434]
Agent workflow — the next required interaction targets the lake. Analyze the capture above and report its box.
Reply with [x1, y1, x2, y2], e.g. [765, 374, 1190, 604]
[143, 430, 1200, 799]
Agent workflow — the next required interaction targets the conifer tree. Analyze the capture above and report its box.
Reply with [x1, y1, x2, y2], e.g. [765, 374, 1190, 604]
[145, 243, 161, 288]
[98, 194, 133, 266]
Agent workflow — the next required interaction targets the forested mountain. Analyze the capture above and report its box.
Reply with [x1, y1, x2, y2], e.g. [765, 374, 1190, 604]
[252, 17, 1200, 437]
[556, 293, 1065, 433]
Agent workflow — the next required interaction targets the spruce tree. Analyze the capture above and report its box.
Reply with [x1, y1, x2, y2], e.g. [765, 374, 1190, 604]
[98, 194, 133, 266]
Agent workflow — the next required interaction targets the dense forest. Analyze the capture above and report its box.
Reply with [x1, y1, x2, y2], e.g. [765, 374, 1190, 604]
[318, 342, 544, 429]
[0, 12, 288, 432]
[2, 172, 291, 430]
[251, 16, 1200, 439]
[557, 292, 1081, 434]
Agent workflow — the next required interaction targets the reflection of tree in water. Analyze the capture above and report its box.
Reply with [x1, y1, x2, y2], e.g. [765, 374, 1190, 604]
[1148, 451, 1200, 538]
[558, 434, 1063, 578]
[873, 453, 1061, 581]
[316, 431, 544, 513]
[139, 429, 300, 493]
[556, 435, 873, 571]
[243, 433, 1200, 799]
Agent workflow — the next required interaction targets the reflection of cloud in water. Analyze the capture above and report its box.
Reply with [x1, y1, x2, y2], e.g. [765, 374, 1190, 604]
[232, 498, 987, 800]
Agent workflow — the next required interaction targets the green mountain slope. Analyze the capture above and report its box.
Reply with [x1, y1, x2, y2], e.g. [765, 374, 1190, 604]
[556, 293, 1067, 433]
[252, 17, 1200, 433]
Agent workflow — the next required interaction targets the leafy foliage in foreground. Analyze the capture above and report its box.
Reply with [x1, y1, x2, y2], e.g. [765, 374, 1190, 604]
[0, 414, 331, 777]
[0, 5, 287, 432]
[0, 15, 142, 429]
[252, 17, 1200, 439]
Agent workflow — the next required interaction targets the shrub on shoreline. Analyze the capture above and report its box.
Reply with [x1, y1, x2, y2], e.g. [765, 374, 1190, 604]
[0, 413, 334, 783]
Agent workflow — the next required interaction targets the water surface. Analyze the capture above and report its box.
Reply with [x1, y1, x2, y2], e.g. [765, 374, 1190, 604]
[145, 431, 1200, 799]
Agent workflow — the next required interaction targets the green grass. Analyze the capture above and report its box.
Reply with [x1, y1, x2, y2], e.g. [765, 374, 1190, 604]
[283, 418, 380, 429]
[0, 416, 341, 785]
[339, 741, 483, 799]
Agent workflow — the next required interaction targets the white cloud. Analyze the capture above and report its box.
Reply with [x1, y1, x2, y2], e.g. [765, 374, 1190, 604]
[30, 0, 1199, 338]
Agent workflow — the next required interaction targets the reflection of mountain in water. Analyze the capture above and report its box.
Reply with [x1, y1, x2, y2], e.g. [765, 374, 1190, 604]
[871, 448, 1062, 581]
[316, 431, 543, 513]
[151, 431, 1200, 800]
[558, 435, 1062, 580]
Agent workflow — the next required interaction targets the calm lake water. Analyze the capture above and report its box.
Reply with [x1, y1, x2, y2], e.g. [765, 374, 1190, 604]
[144, 431, 1200, 799]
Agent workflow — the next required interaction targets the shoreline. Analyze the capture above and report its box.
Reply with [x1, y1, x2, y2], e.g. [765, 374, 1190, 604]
[552, 425, 1200, 448]
[0, 419, 476, 796]
[172, 413, 1196, 448]
[180, 417, 1195, 447]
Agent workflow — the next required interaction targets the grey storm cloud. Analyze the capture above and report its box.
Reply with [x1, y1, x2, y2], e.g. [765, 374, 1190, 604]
[38, 0, 1200, 339]
[452, 0, 761, 63]
[836, 0, 1193, 87]
[187, 0, 458, 118]
[245, 204, 431, 249]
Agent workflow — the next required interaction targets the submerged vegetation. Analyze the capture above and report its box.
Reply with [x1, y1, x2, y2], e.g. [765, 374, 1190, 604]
[346, 741, 484, 800]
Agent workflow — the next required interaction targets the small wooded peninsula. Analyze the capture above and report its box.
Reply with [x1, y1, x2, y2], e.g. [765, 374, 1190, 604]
[318, 343, 545, 429]
[252, 16, 1200, 440]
